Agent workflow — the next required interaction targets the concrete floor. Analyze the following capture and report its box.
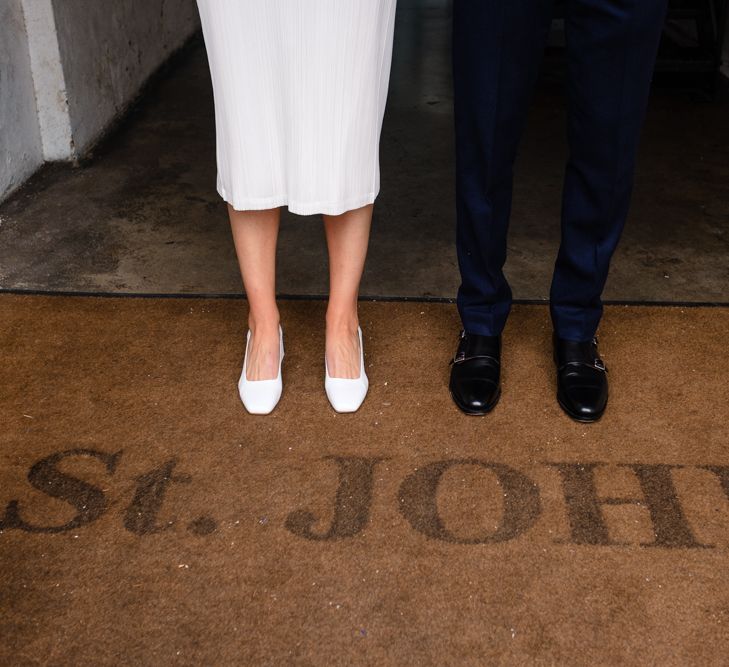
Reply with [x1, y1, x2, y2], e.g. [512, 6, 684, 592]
[1, 1, 728, 302]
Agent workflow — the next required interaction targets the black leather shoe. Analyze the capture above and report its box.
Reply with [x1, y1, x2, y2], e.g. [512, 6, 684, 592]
[449, 331, 501, 415]
[554, 335, 608, 422]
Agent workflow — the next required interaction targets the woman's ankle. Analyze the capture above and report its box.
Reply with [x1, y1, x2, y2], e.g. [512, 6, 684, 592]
[326, 319, 359, 339]
[326, 306, 359, 336]
[248, 310, 280, 336]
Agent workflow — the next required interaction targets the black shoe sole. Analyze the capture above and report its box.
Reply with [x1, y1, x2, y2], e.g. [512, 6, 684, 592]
[557, 393, 606, 423]
[449, 386, 502, 416]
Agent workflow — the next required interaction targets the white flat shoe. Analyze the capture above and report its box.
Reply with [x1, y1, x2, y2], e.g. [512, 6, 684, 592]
[325, 327, 369, 413]
[238, 326, 284, 415]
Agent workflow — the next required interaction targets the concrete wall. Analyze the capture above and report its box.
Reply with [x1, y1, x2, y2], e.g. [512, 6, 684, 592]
[52, 0, 200, 155]
[0, 0, 44, 202]
[0, 0, 199, 203]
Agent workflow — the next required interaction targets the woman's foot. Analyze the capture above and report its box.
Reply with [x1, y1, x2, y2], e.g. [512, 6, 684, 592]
[245, 321, 282, 380]
[325, 322, 368, 413]
[325, 319, 362, 379]
[238, 323, 284, 415]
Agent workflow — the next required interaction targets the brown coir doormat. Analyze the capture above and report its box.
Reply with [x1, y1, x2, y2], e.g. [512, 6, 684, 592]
[1, 295, 729, 665]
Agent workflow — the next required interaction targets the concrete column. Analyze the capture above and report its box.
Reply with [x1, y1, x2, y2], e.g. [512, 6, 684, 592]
[21, 0, 76, 161]
[0, 0, 44, 201]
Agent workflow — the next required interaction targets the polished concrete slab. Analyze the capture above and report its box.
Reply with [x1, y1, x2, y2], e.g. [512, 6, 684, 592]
[1, 1, 728, 302]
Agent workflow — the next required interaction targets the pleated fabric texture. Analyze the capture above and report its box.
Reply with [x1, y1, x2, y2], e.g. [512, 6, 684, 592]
[197, 0, 397, 216]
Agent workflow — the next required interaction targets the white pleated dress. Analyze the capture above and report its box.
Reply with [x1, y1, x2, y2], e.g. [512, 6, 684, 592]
[197, 0, 397, 216]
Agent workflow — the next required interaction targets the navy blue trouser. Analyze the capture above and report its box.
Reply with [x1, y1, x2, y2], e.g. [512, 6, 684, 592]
[453, 0, 667, 341]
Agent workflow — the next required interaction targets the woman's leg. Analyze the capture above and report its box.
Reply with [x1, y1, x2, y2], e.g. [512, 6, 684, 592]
[323, 204, 373, 378]
[229, 205, 281, 381]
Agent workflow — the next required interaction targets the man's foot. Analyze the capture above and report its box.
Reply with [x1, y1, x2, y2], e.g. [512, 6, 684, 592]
[449, 331, 501, 415]
[554, 335, 608, 422]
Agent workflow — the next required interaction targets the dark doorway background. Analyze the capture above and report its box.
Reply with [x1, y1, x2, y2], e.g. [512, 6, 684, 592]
[0, 0, 727, 304]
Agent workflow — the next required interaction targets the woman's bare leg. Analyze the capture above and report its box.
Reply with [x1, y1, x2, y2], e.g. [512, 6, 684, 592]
[323, 204, 373, 378]
[229, 205, 281, 380]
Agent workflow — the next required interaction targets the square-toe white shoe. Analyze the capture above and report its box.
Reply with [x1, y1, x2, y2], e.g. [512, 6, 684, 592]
[238, 326, 284, 415]
[325, 327, 369, 414]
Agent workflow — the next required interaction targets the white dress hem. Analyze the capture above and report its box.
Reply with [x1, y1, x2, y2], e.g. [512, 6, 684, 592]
[218, 183, 379, 217]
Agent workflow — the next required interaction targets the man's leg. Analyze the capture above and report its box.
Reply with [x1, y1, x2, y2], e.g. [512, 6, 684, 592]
[550, 0, 667, 422]
[453, 0, 553, 336]
[451, 0, 552, 415]
[551, 0, 668, 340]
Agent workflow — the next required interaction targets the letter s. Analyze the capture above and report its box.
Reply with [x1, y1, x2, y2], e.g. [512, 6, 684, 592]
[0, 449, 122, 533]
